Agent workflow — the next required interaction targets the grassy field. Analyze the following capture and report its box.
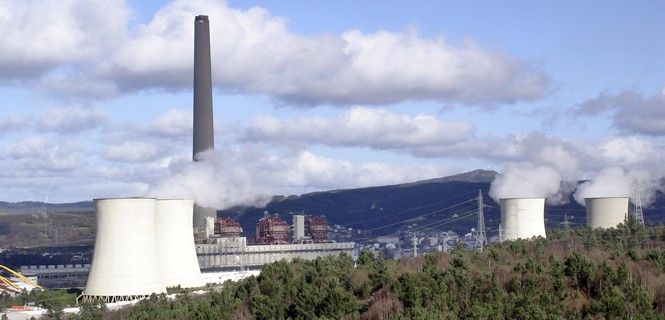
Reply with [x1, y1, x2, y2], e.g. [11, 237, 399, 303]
[0, 211, 95, 248]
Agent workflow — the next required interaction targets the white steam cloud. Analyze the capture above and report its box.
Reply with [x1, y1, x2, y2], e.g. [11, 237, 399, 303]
[574, 167, 661, 207]
[147, 150, 272, 210]
[489, 142, 580, 205]
[489, 163, 567, 203]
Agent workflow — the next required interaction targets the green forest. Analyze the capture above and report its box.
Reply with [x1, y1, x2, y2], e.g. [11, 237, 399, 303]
[6, 219, 665, 319]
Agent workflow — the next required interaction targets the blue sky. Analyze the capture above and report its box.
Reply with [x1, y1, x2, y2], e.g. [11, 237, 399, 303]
[0, 0, 663, 206]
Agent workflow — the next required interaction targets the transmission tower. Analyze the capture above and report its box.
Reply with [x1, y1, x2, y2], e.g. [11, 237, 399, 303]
[476, 190, 487, 251]
[632, 177, 645, 226]
[562, 212, 572, 230]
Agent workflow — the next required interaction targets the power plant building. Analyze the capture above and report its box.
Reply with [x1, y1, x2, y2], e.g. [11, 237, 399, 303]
[500, 198, 546, 241]
[197, 214, 354, 271]
[585, 197, 629, 229]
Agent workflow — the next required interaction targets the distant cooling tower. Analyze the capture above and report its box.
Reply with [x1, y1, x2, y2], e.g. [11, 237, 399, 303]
[193, 14, 217, 229]
[155, 200, 204, 288]
[81, 198, 166, 303]
[500, 198, 546, 241]
[585, 197, 629, 229]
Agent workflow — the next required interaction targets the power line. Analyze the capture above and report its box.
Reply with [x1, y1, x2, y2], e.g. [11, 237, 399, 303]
[358, 198, 477, 233]
[346, 190, 480, 227]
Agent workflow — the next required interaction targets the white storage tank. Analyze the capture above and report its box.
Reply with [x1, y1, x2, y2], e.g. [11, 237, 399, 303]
[585, 197, 629, 229]
[500, 198, 546, 241]
[155, 199, 204, 288]
[81, 198, 166, 303]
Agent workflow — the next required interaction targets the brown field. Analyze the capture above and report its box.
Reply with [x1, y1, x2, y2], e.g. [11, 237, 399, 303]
[0, 211, 95, 248]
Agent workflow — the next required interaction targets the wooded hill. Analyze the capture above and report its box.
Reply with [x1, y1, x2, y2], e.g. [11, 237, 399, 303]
[97, 219, 665, 319]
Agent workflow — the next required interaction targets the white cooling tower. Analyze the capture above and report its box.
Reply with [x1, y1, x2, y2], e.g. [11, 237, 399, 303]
[82, 198, 166, 303]
[155, 199, 204, 288]
[500, 198, 546, 241]
[585, 197, 629, 229]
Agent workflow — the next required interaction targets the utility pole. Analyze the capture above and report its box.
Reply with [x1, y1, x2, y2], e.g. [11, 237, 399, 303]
[476, 190, 487, 251]
[412, 233, 417, 258]
[632, 177, 645, 226]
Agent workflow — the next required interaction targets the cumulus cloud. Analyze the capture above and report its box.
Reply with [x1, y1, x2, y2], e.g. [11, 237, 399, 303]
[245, 106, 474, 150]
[0, 114, 27, 133]
[96, 0, 547, 106]
[38, 106, 108, 133]
[143, 109, 193, 138]
[573, 89, 665, 135]
[0, 0, 130, 80]
[1, 136, 81, 171]
[103, 141, 161, 163]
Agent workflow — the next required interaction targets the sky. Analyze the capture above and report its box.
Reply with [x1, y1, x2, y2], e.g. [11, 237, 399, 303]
[0, 0, 664, 206]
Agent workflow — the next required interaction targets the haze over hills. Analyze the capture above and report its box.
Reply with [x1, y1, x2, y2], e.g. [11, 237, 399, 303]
[2, 169, 665, 243]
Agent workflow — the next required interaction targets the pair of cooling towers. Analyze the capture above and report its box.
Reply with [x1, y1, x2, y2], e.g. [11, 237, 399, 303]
[500, 197, 629, 241]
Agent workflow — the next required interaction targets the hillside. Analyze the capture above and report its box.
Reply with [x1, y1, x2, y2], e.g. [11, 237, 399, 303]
[1, 169, 665, 248]
[222, 169, 665, 239]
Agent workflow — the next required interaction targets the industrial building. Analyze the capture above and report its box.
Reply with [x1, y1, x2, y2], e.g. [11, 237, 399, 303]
[500, 198, 546, 241]
[585, 197, 629, 229]
[196, 214, 354, 271]
[20, 264, 89, 289]
[197, 239, 354, 271]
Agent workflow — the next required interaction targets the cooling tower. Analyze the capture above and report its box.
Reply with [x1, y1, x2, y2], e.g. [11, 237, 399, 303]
[500, 198, 546, 241]
[585, 197, 629, 229]
[81, 198, 166, 303]
[155, 200, 204, 288]
[193, 14, 217, 229]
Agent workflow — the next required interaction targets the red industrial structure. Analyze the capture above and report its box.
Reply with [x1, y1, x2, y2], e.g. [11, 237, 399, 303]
[305, 215, 329, 243]
[255, 213, 290, 244]
[215, 217, 243, 237]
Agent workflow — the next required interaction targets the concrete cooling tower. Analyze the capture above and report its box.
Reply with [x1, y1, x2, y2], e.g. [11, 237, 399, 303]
[155, 199, 204, 288]
[585, 197, 629, 229]
[500, 198, 546, 241]
[81, 198, 166, 303]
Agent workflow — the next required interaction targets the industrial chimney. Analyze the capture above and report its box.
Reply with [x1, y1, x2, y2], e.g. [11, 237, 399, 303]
[193, 15, 217, 230]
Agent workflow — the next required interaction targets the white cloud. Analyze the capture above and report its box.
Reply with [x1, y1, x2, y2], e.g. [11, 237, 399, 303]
[98, 0, 547, 106]
[0, 0, 130, 79]
[599, 136, 654, 165]
[1, 136, 81, 172]
[38, 106, 108, 133]
[573, 89, 665, 136]
[104, 141, 161, 163]
[0, 114, 26, 132]
[144, 109, 192, 138]
[245, 106, 474, 150]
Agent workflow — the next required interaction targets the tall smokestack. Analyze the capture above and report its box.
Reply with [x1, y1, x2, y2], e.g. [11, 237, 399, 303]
[193, 15, 216, 231]
[193, 15, 214, 159]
